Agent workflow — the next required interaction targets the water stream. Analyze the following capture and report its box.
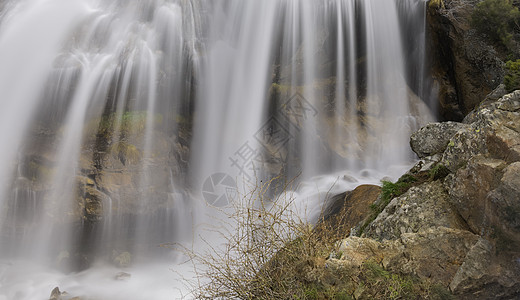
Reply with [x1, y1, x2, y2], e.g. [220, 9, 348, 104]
[0, 0, 433, 299]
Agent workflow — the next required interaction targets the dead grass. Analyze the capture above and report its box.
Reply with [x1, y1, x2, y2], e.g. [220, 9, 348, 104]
[176, 176, 455, 300]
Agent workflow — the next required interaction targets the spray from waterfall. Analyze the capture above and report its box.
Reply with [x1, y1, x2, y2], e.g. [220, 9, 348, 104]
[0, 0, 434, 299]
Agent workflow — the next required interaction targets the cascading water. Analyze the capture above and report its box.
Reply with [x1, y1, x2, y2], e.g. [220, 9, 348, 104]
[0, 0, 434, 299]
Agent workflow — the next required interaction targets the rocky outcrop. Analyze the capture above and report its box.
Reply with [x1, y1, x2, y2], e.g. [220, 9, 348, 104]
[331, 227, 478, 284]
[3, 111, 191, 269]
[329, 90, 520, 298]
[409, 121, 467, 158]
[321, 184, 381, 233]
[363, 181, 469, 241]
[427, 0, 504, 120]
[49, 287, 82, 300]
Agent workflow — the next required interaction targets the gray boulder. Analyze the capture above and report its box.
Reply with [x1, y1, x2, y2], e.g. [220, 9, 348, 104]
[410, 121, 467, 158]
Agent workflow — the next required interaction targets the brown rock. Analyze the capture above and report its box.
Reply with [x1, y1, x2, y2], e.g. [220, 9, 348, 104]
[450, 238, 520, 299]
[487, 162, 520, 237]
[321, 184, 381, 234]
[444, 155, 507, 234]
[487, 125, 520, 163]
[332, 227, 478, 285]
[427, 1, 504, 120]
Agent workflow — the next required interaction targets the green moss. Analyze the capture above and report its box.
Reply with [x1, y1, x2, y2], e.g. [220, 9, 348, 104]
[358, 175, 417, 235]
[429, 0, 444, 9]
[429, 164, 450, 181]
[381, 174, 417, 204]
[504, 59, 520, 92]
[471, 0, 520, 49]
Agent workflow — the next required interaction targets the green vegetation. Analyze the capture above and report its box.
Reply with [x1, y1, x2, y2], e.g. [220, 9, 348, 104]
[504, 59, 520, 92]
[381, 174, 417, 204]
[429, 0, 444, 9]
[358, 174, 418, 235]
[359, 261, 426, 300]
[181, 176, 453, 299]
[429, 164, 450, 181]
[471, 0, 520, 49]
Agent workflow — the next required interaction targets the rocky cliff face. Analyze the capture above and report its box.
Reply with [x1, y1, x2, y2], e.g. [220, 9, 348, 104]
[427, 0, 505, 121]
[4, 112, 191, 268]
[328, 89, 520, 299]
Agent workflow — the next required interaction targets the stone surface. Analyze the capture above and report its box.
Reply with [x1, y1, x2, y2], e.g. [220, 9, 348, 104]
[332, 227, 478, 285]
[427, 1, 504, 120]
[450, 238, 520, 299]
[113, 251, 132, 268]
[49, 287, 61, 300]
[444, 155, 506, 234]
[410, 121, 467, 158]
[363, 181, 468, 241]
[441, 122, 489, 172]
[329, 91, 520, 298]
[321, 184, 381, 234]
[487, 162, 520, 236]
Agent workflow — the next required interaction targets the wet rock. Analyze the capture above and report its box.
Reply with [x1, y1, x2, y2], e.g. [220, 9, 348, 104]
[115, 271, 132, 281]
[77, 185, 110, 223]
[48, 287, 79, 300]
[363, 181, 468, 241]
[427, 1, 504, 120]
[49, 287, 61, 300]
[321, 185, 381, 234]
[410, 121, 467, 158]
[113, 251, 131, 268]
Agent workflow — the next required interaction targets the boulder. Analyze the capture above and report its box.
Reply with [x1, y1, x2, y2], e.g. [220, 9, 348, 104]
[487, 162, 520, 236]
[321, 185, 381, 234]
[323, 91, 520, 298]
[332, 227, 478, 285]
[441, 122, 489, 172]
[410, 121, 467, 158]
[450, 238, 520, 299]
[363, 181, 468, 241]
[444, 155, 507, 234]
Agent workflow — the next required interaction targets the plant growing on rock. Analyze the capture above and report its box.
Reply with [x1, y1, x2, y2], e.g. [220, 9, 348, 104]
[471, 0, 520, 49]
[179, 176, 450, 299]
[504, 59, 520, 92]
[381, 174, 417, 204]
[428, 163, 450, 181]
[179, 177, 353, 299]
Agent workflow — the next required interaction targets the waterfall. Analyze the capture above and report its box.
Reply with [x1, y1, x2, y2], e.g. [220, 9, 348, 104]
[0, 0, 433, 299]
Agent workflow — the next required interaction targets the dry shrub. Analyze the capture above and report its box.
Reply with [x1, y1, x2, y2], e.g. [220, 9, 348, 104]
[178, 176, 454, 300]
[177, 176, 353, 299]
